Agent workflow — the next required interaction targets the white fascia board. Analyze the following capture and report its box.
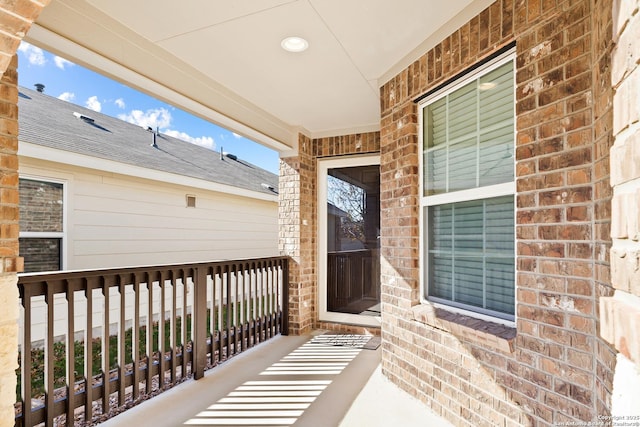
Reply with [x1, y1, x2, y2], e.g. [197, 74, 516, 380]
[19, 142, 278, 203]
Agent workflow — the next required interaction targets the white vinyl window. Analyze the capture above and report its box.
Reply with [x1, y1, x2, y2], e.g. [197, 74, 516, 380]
[419, 51, 516, 322]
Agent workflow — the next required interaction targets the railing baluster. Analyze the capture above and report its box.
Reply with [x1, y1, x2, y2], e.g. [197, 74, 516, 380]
[193, 267, 207, 380]
[84, 279, 93, 422]
[45, 285, 55, 426]
[146, 273, 153, 394]
[233, 264, 238, 356]
[170, 269, 177, 384]
[20, 284, 33, 427]
[243, 264, 248, 349]
[272, 261, 277, 336]
[146, 272, 153, 394]
[118, 275, 126, 406]
[260, 261, 269, 341]
[252, 264, 257, 337]
[267, 261, 273, 338]
[101, 277, 110, 416]
[241, 263, 246, 351]
[133, 275, 141, 401]
[271, 261, 277, 337]
[212, 266, 219, 366]
[227, 265, 231, 358]
[158, 271, 166, 390]
[66, 280, 75, 427]
[254, 262, 260, 344]
[267, 261, 272, 339]
[275, 262, 280, 336]
[253, 262, 259, 346]
[239, 264, 244, 351]
[263, 261, 269, 339]
[180, 269, 188, 377]
[216, 266, 222, 364]
[248, 262, 254, 349]
[208, 267, 216, 367]
[282, 258, 289, 336]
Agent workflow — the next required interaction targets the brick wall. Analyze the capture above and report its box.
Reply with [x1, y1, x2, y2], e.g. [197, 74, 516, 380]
[0, 54, 21, 427]
[600, 0, 640, 417]
[379, 0, 616, 425]
[0, 1, 52, 424]
[280, 132, 380, 335]
[592, 0, 618, 416]
[19, 178, 64, 272]
[18, 178, 63, 233]
[279, 134, 318, 334]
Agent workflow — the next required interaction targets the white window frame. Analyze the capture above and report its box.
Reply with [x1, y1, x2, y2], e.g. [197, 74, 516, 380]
[317, 154, 381, 327]
[418, 49, 516, 326]
[19, 175, 68, 271]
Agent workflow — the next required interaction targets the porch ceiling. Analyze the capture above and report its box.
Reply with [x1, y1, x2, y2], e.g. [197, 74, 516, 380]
[30, 0, 492, 152]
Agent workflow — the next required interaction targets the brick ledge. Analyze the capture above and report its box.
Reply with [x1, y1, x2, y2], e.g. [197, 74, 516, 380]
[411, 304, 516, 353]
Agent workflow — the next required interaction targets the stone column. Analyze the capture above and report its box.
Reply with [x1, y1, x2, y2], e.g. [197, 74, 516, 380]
[0, 2, 52, 423]
[0, 55, 22, 424]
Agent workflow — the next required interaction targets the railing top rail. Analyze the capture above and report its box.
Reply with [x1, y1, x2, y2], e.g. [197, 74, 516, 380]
[19, 256, 289, 284]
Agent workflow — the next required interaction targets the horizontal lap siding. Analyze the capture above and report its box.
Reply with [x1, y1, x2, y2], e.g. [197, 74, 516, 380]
[20, 159, 278, 270]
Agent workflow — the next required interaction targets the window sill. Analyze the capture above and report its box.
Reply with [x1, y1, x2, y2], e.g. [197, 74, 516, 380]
[411, 304, 516, 353]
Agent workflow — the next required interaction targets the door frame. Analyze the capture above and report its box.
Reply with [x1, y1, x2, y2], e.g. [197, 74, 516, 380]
[317, 154, 381, 327]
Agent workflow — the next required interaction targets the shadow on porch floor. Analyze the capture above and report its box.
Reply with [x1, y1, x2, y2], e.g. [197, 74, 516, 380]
[99, 331, 452, 427]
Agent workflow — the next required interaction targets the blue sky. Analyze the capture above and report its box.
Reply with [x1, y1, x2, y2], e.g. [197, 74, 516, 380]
[17, 42, 280, 174]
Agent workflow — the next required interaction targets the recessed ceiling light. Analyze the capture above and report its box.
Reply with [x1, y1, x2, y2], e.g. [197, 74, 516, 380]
[281, 36, 309, 53]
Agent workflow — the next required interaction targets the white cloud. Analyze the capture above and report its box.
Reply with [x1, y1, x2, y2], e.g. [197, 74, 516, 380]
[18, 42, 46, 66]
[118, 108, 172, 130]
[115, 98, 126, 109]
[85, 96, 102, 112]
[53, 56, 74, 70]
[232, 132, 243, 139]
[163, 130, 216, 150]
[58, 92, 75, 102]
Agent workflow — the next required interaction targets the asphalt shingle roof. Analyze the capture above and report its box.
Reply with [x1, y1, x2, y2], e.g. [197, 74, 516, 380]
[18, 86, 279, 196]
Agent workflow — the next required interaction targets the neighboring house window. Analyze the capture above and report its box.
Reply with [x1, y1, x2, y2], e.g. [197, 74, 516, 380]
[19, 178, 64, 273]
[419, 51, 515, 322]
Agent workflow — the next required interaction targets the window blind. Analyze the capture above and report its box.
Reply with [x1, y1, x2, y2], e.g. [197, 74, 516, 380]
[427, 196, 515, 316]
[423, 60, 514, 196]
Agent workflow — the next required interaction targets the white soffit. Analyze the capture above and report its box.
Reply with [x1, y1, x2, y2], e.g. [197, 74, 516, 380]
[155, 1, 381, 135]
[309, 0, 477, 81]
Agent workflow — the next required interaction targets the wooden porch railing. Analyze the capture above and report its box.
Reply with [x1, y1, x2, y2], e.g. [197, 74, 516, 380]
[15, 256, 289, 427]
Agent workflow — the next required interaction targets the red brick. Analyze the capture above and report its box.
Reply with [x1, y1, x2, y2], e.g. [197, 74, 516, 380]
[539, 224, 591, 240]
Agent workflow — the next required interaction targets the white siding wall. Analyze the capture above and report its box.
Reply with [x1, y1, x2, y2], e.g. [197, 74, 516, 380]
[19, 157, 279, 344]
[20, 157, 278, 270]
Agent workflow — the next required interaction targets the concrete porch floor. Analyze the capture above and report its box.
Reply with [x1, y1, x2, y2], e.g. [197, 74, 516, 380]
[99, 332, 453, 427]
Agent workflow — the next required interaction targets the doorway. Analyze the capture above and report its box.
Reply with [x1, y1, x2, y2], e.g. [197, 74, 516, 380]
[318, 155, 381, 326]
